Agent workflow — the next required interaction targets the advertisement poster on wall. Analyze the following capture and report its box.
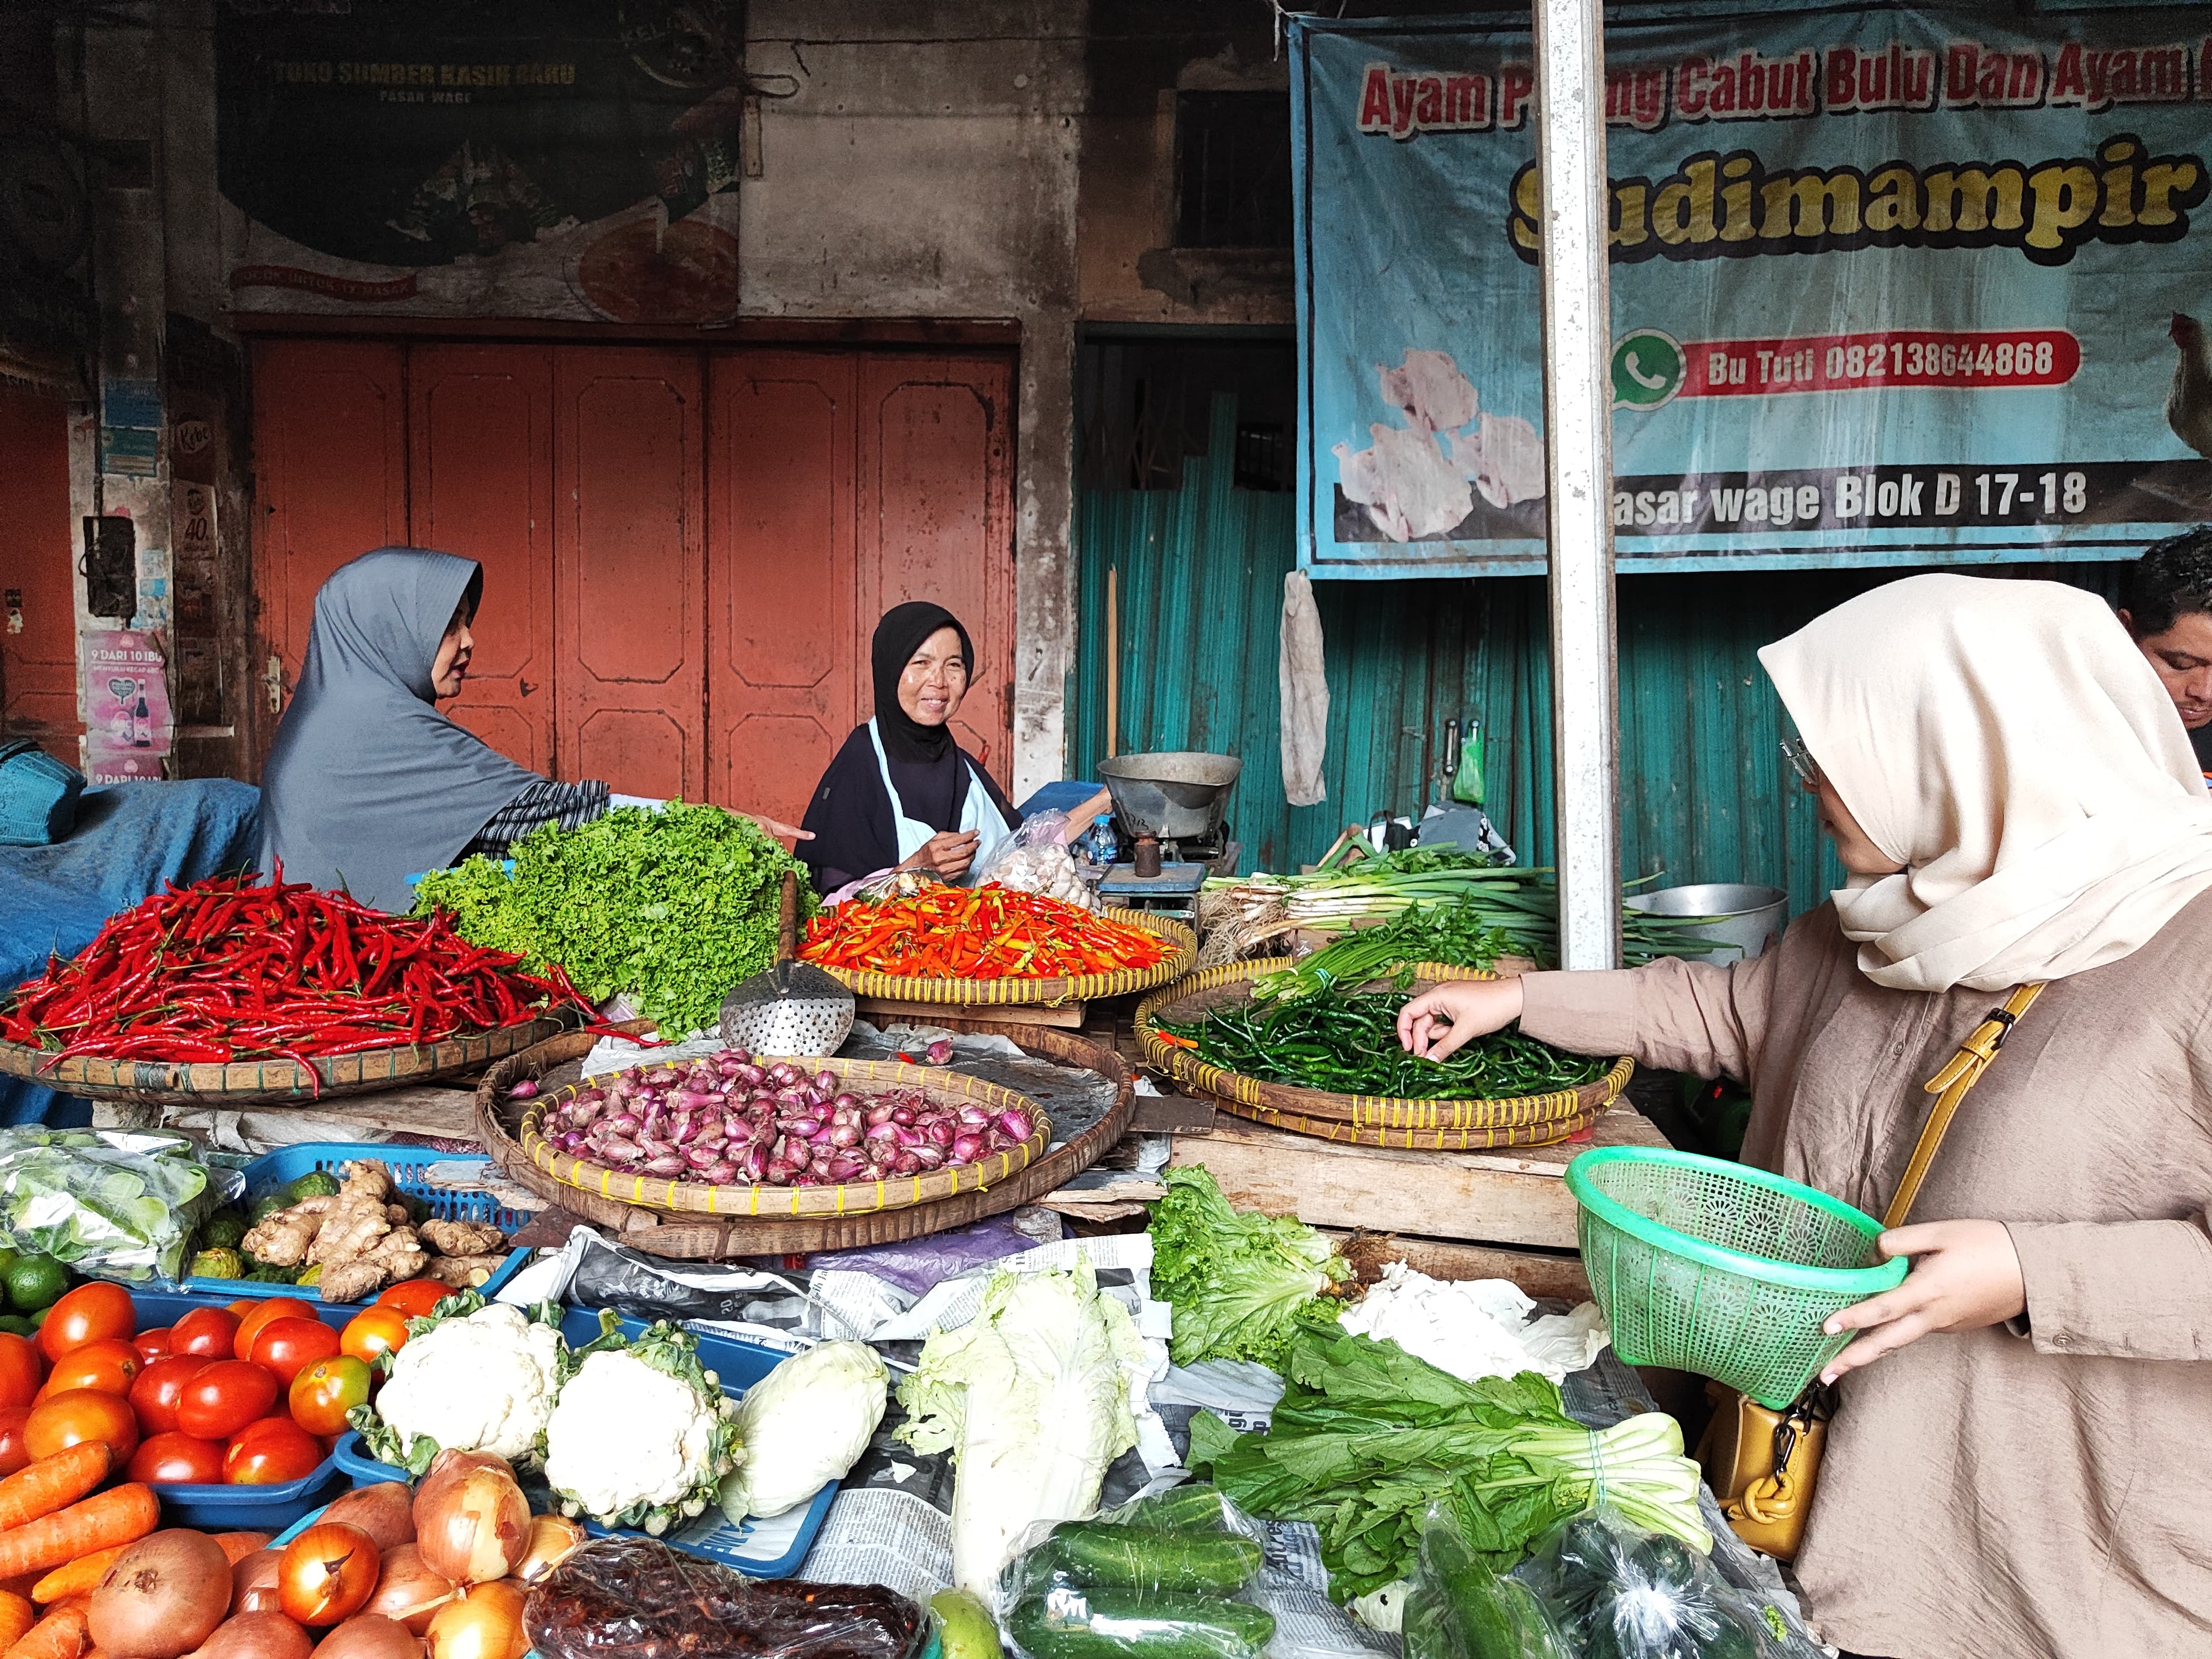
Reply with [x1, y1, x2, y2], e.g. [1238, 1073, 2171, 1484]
[82, 630, 172, 785]
[1292, 8, 2212, 576]
[215, 0, 749, 324]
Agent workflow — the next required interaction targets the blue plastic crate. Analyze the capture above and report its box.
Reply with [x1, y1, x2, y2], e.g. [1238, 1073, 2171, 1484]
[127, 1290, 350, 1531]
[186, 1142, 530, 1307]
[328, 1311, 839, 1579]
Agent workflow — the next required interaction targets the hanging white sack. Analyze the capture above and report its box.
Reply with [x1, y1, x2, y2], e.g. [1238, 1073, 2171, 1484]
[1279, 570, 1329, 806]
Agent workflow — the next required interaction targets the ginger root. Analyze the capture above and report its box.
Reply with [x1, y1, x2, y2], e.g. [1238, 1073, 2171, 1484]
[232, 1157, 507, 1303]
[241, 1196, 334, 1267]
[424, 1254, 505, 1288]
[321, 1222, 430, 1303]
[421, 1218, 504, 1258]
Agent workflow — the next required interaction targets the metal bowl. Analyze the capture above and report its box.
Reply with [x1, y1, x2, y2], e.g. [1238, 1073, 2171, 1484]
[1096, 752, 1243, 840]
[1624, 883, 1788, 963]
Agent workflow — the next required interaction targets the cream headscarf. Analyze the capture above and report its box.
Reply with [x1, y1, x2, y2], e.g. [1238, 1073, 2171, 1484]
[1757, 573, 2212, 993]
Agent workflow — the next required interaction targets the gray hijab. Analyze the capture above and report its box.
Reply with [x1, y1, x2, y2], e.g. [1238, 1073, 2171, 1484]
[257, 548, 542, 911]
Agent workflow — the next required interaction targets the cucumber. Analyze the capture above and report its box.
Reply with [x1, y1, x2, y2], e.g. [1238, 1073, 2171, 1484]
[1008, 1592, 1274, 1659]
[1041, 1524, 1262, 1594]
[1118, 1485, 1228, 1533]
[930, 1589, 1003, 1659]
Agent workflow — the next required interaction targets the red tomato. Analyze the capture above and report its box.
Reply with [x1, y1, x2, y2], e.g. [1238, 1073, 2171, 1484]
[337, 1307, 409, 1368]
[0, 1334, 41, 1410]
[36, 1339, 142, 1400]
[127, 1430, 227, 1485]
[25, 1387, 139, 1462]
[131, 1328, 173, 1361]
[223, 1417, 323, 1486]
[233, 1299, 318, 1362]
[171, 1307, 241, 1359]
[128, 1354, 209, 1436]
[38, 1282, 134, 1361]
[175, 1360, 278, 1441]
[287, 1356, 372, 1438]
[249, 1318, 340, 1388]
[0, 1405, 31, 1476]
[373, 1281, 448, 1321]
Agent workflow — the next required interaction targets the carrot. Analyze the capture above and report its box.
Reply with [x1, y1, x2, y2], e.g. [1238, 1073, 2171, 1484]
[207, 1535, 269, 1567]
[26, 1550, 123, 1608]
[0, 1488, 157, 1583]
[4, 1600, 87, 1659]
[0, 1451, 111, 1537]
[0, 1594, 33, 1651]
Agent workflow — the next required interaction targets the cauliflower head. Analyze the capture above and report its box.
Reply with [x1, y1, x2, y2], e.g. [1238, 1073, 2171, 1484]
[372, 1301, 563, 1467]
[544, 1325, 741, 1535]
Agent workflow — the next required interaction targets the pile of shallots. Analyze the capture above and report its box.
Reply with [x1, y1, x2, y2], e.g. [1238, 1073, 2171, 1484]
[526, 1048, 1039, 1187]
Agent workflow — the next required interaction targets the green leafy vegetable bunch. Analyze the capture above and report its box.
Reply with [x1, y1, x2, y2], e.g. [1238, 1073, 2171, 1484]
[1149, 1165, 1350, 1371]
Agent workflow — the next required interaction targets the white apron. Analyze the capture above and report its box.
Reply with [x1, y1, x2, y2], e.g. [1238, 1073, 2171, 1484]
[867, 717, 1012, 884]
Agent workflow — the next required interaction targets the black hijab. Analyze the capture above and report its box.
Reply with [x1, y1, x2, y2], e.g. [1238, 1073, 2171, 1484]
[798, 603, 1015, 891]
[873, 602, 973, 764]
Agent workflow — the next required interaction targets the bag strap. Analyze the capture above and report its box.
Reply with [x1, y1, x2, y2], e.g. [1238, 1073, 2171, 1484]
[1882, 982, 2044, 1229]
[0, 740, 34, 767]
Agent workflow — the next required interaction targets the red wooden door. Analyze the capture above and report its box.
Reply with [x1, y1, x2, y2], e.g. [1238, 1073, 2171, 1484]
[249, 338, 407, 760]
[704, 352, 858, 823]
[856, 353, 1016, 786]
[553, 346, 705, 800]
[406, 345, 557, 773]
[0, 385, 80, 747]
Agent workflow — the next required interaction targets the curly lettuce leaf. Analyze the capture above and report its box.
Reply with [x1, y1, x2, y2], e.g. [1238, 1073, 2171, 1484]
[1149, 1164, 1350, 1370]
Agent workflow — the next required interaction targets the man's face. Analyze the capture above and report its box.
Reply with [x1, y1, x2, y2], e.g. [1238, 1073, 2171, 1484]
[2124, 608, 2212, 729]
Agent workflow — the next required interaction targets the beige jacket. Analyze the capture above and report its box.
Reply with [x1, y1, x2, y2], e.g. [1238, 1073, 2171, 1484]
[1520, 900, 2212, 1659]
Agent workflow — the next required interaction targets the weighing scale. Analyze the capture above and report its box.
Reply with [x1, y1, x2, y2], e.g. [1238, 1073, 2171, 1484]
[1094, 752, 1243, 919]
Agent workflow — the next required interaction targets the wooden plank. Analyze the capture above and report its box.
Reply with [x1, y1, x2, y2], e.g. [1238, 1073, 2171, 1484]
[857, 996, 1085, 1029]
[1328, 1229, 1592, 1303]
[1128, 1093, 1215, 1134]
[1171, 1101, 1665, 1250]
[93, 1086, 483, 1147]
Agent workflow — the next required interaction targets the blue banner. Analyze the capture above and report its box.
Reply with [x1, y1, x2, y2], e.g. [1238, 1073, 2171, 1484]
[1292, 9, 2212, 576]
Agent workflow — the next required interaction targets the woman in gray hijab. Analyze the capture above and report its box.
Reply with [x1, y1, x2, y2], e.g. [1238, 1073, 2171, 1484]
[257, 548, 609, 912]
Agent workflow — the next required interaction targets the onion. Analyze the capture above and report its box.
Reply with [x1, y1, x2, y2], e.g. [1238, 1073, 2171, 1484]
[276, 1524, 379, 1628]
[925, 1039, 953, 1065]
[314, 1615, 425, 1659]
[232, 1551, 283, 1616]
[995, 1109, 1034, 1141]
[366, 1546, 454, 1636]
[413, 1455, 530, 1586]
[321, 1484, 415, 1552]
[504, 1079, 538, 1100]
[188, 1613, 313, 1659]
[950, 1133, 984, 1164]
[510, 1517, 586, 1585]
[424, 1583, 525, 1659]
[93, 1530, 234, 1658]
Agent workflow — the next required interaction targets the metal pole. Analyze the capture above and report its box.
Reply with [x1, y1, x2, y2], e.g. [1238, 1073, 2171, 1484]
[1533, 0, 1620, 971]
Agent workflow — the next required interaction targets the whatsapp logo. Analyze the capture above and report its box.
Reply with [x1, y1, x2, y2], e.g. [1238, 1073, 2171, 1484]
[1611, 329, 1685, 410]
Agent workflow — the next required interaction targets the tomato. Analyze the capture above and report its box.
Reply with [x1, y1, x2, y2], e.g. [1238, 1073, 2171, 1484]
[36, 1339, 142, 1400]
[249, 1318, 340, 1387]
[37, 1282, 134, 1361]
[374, 1281, 449, 1321]
[171, 1307, 241, 1360]
[127, 1430, 227, 1485]
[175, 1360, 278, 1441]
[131, 1328, 173, 1361]
[0, 1334, 41, 1410]
[286, 1355, 371, 1438]
[223, 1417, 323, 1486]
[25, 1387, 139, 1462]
[233, 1298, 318, 1362]
[0, 1405, 31, 1477]
[128, 1354, 208, 1436]
[338, 1307, 409, 1368]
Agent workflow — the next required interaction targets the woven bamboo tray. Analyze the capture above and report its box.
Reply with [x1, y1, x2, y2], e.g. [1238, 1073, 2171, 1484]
[0, 1017, 566, 1107]
[1136, 960, 1632, 1151]
[804, 906, 1195, 1006]
[476, 1022, 1134, 1254]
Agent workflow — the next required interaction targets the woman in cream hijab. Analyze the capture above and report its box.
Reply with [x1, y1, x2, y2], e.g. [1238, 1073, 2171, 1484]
[1401, 575, 2212, 1659]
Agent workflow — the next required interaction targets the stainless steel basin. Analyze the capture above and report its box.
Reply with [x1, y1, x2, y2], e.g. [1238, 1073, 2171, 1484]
[1096, 752, 1243, 840]
[1624, 882, 1788, 963]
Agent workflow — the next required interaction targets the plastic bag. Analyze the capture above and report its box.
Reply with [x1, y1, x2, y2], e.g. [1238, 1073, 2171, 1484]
[997, 1483, 1276, 1659]
[1505, 1507, 1812, 1659]
[524, 1537, 928, 1659]
[975, 812, 1099, 910]
[1452, 723, 1485, 806]
[1402, 1512, 1567, 1659]
[0, 1128, 234, 1285]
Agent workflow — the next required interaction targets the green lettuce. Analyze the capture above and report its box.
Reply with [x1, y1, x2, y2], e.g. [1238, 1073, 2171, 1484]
[1148, 1165, 1350, 1370]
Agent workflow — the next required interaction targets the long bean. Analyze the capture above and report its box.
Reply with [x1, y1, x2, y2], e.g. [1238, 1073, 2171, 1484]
[1159, 983, 1608, 1099]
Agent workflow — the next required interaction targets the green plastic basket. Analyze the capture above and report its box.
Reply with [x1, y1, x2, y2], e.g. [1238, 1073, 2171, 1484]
[1566, 1146, 1907, 1408]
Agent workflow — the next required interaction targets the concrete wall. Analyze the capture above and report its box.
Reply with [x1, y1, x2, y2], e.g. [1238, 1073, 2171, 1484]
[740, 1, 1084, 792]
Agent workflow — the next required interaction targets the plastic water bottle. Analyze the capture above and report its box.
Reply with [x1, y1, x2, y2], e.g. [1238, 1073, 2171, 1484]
[1083, 813, 1120, 868]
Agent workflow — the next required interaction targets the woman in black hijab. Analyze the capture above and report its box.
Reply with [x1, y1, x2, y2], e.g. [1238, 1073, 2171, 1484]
[799, 603, 1021, 893]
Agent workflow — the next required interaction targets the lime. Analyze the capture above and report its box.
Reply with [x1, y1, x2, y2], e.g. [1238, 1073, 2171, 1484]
[5, 1256, 66, 1314]
[0, 1316, 32, 1337]
[0, 1248, 20, 1281]
[288, 1171, 341, 1202]
[249, 1192, 290, 1225]
[27, 1307, 50, 1330]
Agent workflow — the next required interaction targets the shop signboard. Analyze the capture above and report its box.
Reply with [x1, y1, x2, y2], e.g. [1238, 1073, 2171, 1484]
[215, 0, 745, 324]
[1291, 9, 2212, 576]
